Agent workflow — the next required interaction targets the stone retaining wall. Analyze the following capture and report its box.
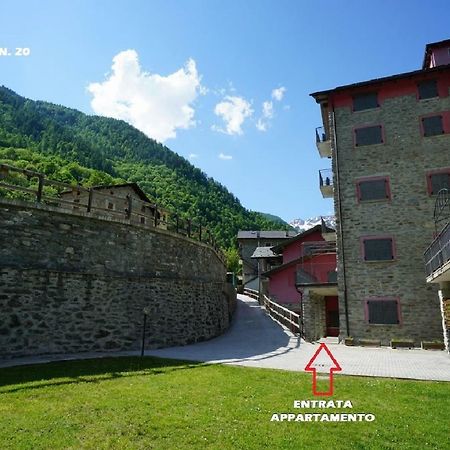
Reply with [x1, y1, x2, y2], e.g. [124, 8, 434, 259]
[0, 199, 231, 358]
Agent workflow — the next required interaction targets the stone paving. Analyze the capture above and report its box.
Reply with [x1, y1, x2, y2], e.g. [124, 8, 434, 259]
[1, 295, 449, 381]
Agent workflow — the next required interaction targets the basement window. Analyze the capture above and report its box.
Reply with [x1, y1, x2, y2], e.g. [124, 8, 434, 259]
[352, 92, 379, 112]
[418, 80, 438, 99]
[362, 236, 395, 261]
[355, 125, 383, 146]
[357, 177, 390, 202]
[366, 299, 400, 325]
[422, 115, 444, 136]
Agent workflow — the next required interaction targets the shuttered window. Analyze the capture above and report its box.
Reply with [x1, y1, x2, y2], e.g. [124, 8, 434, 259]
[358, 178, 389, 201]
[353, 92, 378, 111]
[422, 115, 444, 136]
[355, 125, 383, 146]
[418, 80, 438, 99]
[367, 300, 399, 324]
[429, 172, 450, 195]
[363, 237, 394, 261]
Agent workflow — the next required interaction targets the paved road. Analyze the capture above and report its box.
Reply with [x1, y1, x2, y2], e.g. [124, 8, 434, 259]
[2, 295, 449, 381]
[146, 294, 450, 382]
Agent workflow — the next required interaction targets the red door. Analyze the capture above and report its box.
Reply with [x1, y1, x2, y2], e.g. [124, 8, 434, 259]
[325, 296, 339, 337]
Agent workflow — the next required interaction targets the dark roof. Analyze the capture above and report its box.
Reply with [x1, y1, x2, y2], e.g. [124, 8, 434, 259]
[90, 183, 152, 203]
[251, 247, 281, 259]
[271, 224, 334, 253]
[237, 230, 298, 240]
[310, 63, 450, 102]
[423, 39, 450, 69]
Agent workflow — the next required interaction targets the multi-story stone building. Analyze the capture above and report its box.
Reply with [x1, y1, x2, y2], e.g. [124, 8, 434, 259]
[310, 39, 450, 346]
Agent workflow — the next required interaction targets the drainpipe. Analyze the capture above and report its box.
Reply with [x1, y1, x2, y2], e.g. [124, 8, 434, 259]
[331, 108, 351, 337]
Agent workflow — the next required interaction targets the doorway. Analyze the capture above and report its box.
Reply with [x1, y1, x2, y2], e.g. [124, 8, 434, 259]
[325, 296, 339, 337]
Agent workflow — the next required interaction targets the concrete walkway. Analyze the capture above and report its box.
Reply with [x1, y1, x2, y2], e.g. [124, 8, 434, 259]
[1, 295, 449, 381]
[146, 295, 450, 382]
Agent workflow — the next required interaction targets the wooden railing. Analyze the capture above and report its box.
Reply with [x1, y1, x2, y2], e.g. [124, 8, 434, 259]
[263, 295, 301, 335]
[0, 163, 226, 264]
[243, 288, 259, 300]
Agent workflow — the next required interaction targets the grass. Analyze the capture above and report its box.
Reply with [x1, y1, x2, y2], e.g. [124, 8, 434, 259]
[0, 356, 449, 449]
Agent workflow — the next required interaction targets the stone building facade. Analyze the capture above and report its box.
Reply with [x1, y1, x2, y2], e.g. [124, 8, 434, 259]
[60, 183, 169, 229]
[0, 197, 233, 359]
[311, 39, 450, 346]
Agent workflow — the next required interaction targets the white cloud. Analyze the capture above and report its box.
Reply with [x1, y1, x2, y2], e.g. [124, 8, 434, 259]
[218, 152, 233, 160]
[272, 86, 286, 101]
[262, 101, 273, 119]
[87, 50, 204, 142]
[256, 119, 267, 132]
[256, 87, 287, 132]
[213, 96, 253, 135]
[188, 153, 199, 159]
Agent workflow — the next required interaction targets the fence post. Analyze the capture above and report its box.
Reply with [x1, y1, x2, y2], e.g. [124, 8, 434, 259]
[36, 175, 44, 202]
[187, 219, 191, 238]
[154, 205, 158, 227]
[87, 188, 93, 212]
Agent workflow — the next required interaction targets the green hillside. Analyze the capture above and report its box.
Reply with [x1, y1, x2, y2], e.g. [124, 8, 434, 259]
[0, 86, 289, 248]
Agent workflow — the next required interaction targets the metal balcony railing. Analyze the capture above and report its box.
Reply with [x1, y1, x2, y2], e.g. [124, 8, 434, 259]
[424, 222, 450, 278]
[315, 127, 332, 158]
[315, 126, 328, 143]
[319, 169, 333, 188]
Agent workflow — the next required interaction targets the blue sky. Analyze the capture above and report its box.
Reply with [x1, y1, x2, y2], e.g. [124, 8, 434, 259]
[1, 0, 449, 222]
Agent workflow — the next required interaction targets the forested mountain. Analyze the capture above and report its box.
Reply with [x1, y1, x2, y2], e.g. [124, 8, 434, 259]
[0, 86, 289, 248]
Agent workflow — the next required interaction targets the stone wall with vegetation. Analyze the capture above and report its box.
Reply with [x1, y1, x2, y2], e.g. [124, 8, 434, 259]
[0, 199, 232, 358]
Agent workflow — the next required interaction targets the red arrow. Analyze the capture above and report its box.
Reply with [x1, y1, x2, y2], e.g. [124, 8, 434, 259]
[304, 343, 342, 396]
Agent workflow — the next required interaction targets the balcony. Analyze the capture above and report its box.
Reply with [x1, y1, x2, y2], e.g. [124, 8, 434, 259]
[296, 255, 338, 296]
[424, 222, 450, 283]
[315, 126, 332, 158]
[319, 169, 333, 198]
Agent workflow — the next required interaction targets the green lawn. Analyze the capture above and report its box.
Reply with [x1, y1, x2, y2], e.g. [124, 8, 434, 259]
[0, 357, 448, 449]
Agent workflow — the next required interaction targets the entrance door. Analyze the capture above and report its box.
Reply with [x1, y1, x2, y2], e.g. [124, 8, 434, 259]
[325, 296, 339, 337]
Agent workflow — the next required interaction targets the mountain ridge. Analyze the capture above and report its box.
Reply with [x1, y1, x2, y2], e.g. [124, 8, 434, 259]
[0, 86, 289, 248]
[289, 215, 336, 233]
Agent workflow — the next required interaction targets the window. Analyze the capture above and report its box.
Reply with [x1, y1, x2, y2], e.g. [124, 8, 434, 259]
[357, 177, 390, 202]
[327, 270, 337, 283]
[353, 92, 378, 111]
[422, 115, 444, 136]
[418, 80, 438, 99]
[107, 201, 114, 210]
[366, 299, 400, 325]
[427, 169, 450, 195]
[355, 125, 383, 146]
[140, 217, 146, 224]
[362, 237, 394, 261]
[264, 242, 272, 247]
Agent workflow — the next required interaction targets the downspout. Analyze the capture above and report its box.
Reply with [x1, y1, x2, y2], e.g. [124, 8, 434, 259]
[330, 107, 351, 337]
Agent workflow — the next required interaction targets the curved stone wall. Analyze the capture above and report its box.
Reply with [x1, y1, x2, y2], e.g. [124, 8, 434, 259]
[0, 199, 232, 359]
